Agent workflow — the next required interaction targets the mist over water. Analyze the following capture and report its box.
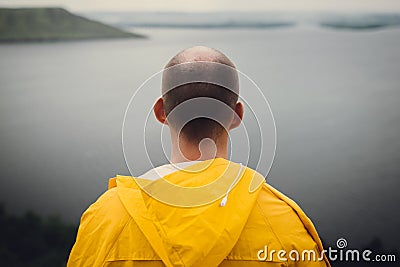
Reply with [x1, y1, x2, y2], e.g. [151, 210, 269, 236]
[0, 26, 399, 252]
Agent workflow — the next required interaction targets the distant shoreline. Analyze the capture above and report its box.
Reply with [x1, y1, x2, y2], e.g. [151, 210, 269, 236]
[116, 22, 296, 29]
[83, 11, 400, 31]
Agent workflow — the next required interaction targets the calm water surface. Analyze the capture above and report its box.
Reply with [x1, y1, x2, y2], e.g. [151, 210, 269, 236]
[0, 27, 399, 250]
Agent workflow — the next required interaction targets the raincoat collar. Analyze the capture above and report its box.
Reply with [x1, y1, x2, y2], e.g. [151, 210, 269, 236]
[109, 158, 265, 266]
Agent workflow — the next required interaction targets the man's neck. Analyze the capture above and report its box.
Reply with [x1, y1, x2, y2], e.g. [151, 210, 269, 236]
[170, 135, 228, 163]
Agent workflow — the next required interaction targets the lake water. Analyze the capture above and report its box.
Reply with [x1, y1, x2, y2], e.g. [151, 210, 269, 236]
[0, 26, 399, 251]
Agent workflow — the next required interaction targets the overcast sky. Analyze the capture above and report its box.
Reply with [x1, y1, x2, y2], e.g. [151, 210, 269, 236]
[1, 0, 400, 12]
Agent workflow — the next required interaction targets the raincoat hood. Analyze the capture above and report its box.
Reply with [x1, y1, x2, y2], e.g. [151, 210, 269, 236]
[111, 158, 265, 267]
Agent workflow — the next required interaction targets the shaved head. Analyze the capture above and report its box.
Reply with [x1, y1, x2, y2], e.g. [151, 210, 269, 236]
[164, 46, 236, 69]
[161, 46, 240, 143]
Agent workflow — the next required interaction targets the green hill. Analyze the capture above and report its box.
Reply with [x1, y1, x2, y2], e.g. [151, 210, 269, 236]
[0, 7, 145, 42]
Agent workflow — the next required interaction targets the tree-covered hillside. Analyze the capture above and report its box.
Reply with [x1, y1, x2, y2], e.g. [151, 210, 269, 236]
[0, 7, 145, 41]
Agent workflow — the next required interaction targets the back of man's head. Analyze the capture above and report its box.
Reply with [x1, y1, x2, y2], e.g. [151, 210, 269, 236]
[162, 46, 239, 144]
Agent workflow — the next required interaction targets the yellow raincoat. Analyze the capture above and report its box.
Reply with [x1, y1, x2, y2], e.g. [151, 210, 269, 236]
[68, 158, 330, 267]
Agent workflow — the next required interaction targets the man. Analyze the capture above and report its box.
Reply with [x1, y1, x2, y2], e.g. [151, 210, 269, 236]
[67, 46, 330, 267]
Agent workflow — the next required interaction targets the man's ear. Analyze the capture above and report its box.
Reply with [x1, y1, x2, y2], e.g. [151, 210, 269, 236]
[153, 98, 168, 125]
[230, 102, 244, 130]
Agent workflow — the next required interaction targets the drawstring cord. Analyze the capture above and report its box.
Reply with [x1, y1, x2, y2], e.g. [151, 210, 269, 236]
[220, 163, 243, 207]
